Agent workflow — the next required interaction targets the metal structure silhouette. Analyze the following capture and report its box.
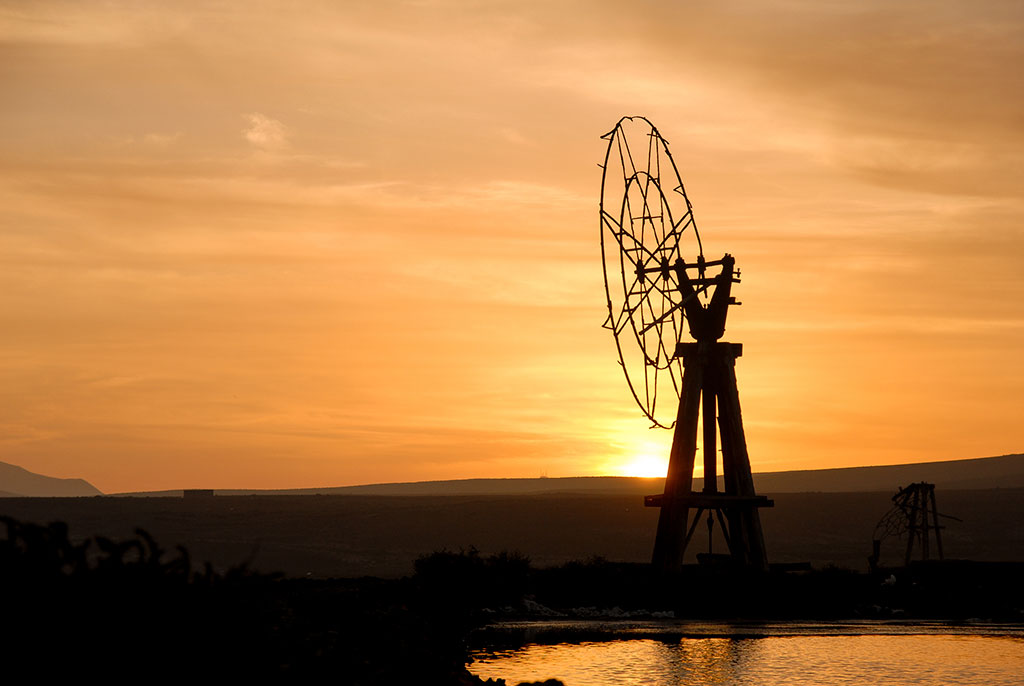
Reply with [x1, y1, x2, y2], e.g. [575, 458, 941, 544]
[599, 116, 772, 572]
[870, 482, 959, 569]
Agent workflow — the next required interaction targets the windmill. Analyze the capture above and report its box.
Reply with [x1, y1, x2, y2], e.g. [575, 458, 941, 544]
[599, 116, 772, 572]
[869, 482, 960, 570]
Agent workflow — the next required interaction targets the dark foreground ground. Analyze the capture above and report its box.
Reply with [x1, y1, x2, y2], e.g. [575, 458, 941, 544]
[3, 490, 1021, 683]
[3, 515, 1022, 684]
[0, 488, 1021, 577]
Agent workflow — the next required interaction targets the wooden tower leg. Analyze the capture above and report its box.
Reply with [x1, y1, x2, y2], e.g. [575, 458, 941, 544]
[920, 484, 930, 561]
[702, 363, 717, 494]
[651, 354, 703, 573]
[904, 488, 919, 567]
[716, 346, 769, 571]
[930, 487, 944, 560]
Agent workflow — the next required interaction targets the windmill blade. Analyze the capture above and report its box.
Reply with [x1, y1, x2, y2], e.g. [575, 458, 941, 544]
[599, 116, 703, 428]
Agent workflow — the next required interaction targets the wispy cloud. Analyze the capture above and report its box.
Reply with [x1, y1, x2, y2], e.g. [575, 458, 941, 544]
[242, 113, 290, 150]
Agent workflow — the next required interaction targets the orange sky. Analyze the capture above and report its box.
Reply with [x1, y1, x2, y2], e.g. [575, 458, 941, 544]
[1, 1, 1022, 492]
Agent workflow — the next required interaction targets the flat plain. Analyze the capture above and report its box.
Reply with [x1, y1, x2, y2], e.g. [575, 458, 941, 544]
[2, 488, 1021, 578]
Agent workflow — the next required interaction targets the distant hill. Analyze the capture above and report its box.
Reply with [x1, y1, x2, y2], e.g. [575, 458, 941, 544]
[751, 453, 1024, 493]
[116, 452, 1024, 498]
[0, 461, 102, 497]
[120, 476, 663, 498]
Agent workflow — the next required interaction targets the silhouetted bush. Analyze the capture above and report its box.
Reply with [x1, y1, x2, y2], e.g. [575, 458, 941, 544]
[414, 547, 531, 613]
[0, 517, 285, 679]
[0, 517, 493, 684]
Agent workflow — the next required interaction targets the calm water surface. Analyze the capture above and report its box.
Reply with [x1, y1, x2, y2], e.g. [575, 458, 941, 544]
[470, 621, 1024, 686]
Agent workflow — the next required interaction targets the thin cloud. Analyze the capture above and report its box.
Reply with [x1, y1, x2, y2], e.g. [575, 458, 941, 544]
[142, 132, 182, 147]
[242, 113, 290, 150]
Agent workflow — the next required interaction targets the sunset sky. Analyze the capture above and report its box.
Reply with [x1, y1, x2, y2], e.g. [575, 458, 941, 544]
[2, 1, 1022, 492]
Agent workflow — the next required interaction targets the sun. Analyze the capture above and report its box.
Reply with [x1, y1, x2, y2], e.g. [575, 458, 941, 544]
[618, 454, 668, 478]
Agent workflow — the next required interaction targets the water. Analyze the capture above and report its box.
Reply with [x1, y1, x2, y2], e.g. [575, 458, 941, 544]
[469, 621, 1024, 685]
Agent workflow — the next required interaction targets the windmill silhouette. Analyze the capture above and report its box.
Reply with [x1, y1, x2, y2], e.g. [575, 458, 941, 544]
[599, 116, 772, 572]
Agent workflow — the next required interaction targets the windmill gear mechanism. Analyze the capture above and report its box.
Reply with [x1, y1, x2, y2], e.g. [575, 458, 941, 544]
[599, 116, 772, 572]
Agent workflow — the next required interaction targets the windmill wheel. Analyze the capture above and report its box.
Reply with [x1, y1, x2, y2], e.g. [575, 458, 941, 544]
[599, 116, 703, 428]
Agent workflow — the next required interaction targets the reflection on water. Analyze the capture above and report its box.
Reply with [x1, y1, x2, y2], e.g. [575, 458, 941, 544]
[471, 627, 1024, 686]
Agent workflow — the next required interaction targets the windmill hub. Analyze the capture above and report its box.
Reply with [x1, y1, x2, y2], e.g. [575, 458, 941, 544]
[599, 116, 772, 572]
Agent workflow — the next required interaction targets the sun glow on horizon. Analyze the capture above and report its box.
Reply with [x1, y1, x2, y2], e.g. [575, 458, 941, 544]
[616, 453, 668, 479]
[609, 448, 715, 479]
[599, 428, 716, 479]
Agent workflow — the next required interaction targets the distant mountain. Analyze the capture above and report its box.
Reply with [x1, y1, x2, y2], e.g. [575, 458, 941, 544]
[115, 452, 1024, 498]
[0, 461, 102, 497]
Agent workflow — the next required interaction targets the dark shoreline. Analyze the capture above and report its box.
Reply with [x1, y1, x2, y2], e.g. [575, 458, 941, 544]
[470, 617, 1024, 643]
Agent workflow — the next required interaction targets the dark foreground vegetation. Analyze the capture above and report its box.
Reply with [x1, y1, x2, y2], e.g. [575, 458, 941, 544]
[1, 516, 500, 684]
[4, 516, 1022, 684]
